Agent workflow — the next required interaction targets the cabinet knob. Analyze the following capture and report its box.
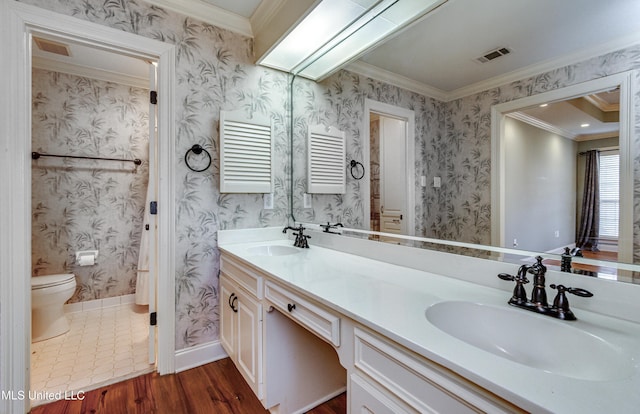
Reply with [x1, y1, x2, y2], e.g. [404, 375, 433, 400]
[287, 303, 296, 312]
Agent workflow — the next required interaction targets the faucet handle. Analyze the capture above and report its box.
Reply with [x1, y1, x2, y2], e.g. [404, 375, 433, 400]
[498, 272, 529, 284]
[550, 284, 593, 321]
[565, 286, 593, 297]
[551, 284, 593, 297]
[498, 272, 529, 305]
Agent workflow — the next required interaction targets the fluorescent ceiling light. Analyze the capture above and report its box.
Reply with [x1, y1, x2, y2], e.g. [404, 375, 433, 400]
[581, 123, 590, 128]
[258, 0, 447, 81]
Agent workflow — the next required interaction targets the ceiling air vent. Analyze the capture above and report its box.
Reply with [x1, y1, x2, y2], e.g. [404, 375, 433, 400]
[476, 47, 511, 63]
[33, 37, 71, 57]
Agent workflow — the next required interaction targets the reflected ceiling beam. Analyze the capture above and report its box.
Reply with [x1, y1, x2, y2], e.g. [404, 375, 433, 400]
[575, 131, 620, 142]
[584, 93, 620, 112]
[567, 97, 619, 123]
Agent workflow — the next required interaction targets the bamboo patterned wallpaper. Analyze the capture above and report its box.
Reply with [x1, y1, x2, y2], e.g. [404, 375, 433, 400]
[31, 68, 149, 303]
[19, 0, 640, 351]
[21, 0, 290, 350]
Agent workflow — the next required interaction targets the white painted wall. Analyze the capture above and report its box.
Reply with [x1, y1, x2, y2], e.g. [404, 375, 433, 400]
[504, 117, 577, 252]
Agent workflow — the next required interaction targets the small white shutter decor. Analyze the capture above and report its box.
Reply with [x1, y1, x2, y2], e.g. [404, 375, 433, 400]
[307, 124, 346, 194]
[220, 110, 273, 193]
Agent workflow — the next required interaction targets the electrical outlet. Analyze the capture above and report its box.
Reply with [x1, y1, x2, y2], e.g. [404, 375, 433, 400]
[554, 230, 560, 238]
[303, 193, 312, 209]
[263, 193, 274, 209]
[420, 175, 427, 187]
[433, 176, 441, 188]
[513, 238, 518, 247]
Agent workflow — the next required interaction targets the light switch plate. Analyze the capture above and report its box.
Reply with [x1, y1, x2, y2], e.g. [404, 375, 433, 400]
[303, 193, 312, 209]
[263, 193, 274, 209]
[433, 176, 441, 188]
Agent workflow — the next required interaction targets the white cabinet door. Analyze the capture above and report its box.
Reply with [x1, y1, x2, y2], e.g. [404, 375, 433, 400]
[220, 274, 237, 359]
[220, 272, 263, 399]
[236, 287, 262, 399]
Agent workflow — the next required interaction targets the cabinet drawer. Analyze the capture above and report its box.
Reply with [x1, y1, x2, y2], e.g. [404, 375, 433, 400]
[350, 373, 416, 414]
[354, 328, 518, 414]
[265, 281, 340, 347]
[221, 254, 263, 298]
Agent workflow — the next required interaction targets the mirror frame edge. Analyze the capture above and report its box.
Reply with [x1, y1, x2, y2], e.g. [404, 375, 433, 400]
[490, 70, 636, 264]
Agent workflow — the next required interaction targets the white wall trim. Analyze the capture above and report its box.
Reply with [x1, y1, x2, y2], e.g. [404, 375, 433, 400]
[174, 340, 229, 373]
[491, 71, 634, 264]
[1, 3, 176, 412]
[32, 55, 149, 89]
[363, 99, 416, 236]
[144, 0, 252, 38]
[506, 112, 576, 140]
[63, 294, 138, 313]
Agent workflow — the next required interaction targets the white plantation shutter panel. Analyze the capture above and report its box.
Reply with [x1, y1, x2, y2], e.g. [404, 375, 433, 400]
[307, 124, 346, 194]
[599, 151, 619, 239]
[220, 110, 273, 193]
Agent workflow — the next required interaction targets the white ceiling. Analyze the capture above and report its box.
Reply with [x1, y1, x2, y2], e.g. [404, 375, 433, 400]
[198, 0, 262, 18]
[357, 0, 640, 95]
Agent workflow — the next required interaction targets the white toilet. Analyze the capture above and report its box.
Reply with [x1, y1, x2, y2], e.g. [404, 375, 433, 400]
[31, 273, 77, 342]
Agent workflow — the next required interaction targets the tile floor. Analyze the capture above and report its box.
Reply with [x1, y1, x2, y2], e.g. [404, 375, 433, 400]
[30, 302, 153, 406]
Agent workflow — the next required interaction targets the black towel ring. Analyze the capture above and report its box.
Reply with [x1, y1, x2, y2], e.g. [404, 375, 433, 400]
[184, 144, 212, 172]
[350, 160, 365, 180]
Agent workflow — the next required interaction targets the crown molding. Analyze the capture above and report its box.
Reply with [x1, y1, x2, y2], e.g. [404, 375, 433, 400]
[144, 0, 253, 37]
[250, 0, 288, 37]
[33, 56, 149, 89]
[351, 31, 640, 103]
[346, 61, 449, 102]
[507, 111, 576, 140]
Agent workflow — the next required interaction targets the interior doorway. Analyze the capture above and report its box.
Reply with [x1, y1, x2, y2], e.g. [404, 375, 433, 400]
[363, 99, 416, 236]
[29, 33, 156, 403]
[2, 4, 176, 413]
[369, 113, 409, 234]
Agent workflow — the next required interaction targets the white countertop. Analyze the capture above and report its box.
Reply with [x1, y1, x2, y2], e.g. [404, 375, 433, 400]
[219, 232, 640, 413]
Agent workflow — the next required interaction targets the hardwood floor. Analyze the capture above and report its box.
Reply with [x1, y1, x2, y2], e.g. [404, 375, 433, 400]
[30, 358, 346, 414]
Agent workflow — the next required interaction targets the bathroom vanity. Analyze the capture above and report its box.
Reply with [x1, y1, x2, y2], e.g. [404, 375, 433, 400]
[218, 227, 640, 414]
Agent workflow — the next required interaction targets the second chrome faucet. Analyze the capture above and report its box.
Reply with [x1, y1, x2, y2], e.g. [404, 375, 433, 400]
[498, 256, 593, 320]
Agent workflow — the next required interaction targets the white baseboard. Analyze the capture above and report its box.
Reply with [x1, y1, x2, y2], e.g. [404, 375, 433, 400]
[174, 340, 228, 373]
[64, 293, 138, 313]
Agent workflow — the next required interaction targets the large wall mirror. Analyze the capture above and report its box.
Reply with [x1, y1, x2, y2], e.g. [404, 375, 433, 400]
[287, 0, 640, 283]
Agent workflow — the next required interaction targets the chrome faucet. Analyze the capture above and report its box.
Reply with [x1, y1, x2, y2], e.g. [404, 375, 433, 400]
[283, 225, 310, 248]
[497, 256, 593, 320]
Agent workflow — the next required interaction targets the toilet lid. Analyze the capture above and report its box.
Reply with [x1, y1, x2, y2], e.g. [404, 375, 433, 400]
[31, 273, 75, 289]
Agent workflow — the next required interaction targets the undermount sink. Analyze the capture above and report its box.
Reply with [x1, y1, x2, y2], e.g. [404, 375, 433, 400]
[246, 245, 300, 256]
[425, 301, 634, 381]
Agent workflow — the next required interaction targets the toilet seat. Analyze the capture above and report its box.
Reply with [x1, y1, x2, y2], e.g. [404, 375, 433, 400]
[31, 273, 75, 290]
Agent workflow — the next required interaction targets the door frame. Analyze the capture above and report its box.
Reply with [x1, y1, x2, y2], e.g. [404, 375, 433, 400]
[363, 99, 415, 235]
[1, 3, 176, 413]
